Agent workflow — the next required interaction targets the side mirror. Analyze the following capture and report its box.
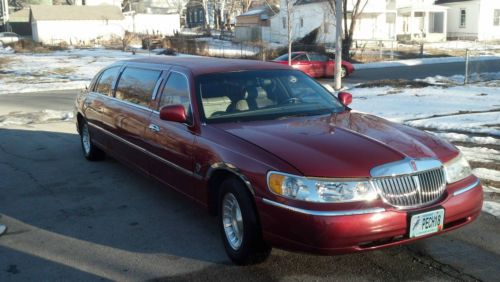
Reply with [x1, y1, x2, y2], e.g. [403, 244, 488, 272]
[338, 92, 352, 106]
[159, 104, 187, 123]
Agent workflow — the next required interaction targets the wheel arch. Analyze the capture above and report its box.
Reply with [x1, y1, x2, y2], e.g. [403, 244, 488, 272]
[76, 112, 85, 133]
[206, 163, 256, 216]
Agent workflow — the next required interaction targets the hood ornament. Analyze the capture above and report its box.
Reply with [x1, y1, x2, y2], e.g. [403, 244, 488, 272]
[410, 159, 418, 172]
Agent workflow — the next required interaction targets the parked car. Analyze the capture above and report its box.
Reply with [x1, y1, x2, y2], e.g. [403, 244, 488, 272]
[271, 51, 355, 78]
[0, 32, 20, 45]
[76, 57, 482, 265]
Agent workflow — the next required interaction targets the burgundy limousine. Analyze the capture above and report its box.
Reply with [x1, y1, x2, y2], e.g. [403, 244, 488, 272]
[75, 57, 483, 265]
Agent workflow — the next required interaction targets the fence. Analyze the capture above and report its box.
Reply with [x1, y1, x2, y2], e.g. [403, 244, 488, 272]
[464, 48, 500, 84]
[159, 35, 500, 84]
[163, 36, 266, 59]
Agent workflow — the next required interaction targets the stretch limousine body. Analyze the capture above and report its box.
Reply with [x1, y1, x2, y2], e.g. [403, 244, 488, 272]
[75, 57, 483, 265]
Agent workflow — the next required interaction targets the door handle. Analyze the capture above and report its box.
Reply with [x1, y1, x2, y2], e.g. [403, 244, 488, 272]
[148, 124, 160, 133]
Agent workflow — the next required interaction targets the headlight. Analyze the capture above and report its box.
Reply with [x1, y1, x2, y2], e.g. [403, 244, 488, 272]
[267, 172, 378, 203]
[444, 153, 472, 183]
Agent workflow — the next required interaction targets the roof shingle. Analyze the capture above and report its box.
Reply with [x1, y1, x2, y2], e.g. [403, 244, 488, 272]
[30, 5, 124, 21]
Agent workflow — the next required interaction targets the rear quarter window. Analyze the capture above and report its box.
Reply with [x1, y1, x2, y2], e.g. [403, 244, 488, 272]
[94, 67, 120, 96]
[115, 67, 161, 107]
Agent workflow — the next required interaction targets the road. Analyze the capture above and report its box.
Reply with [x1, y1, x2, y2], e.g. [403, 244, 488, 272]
[319, 59, 500, 84]
[0, 90, 499, 281]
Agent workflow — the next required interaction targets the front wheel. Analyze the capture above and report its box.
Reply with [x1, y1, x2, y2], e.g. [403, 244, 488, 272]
[219, 178, 271, 265]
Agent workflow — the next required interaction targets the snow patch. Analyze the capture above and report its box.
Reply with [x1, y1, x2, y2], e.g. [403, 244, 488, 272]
[473, 168, 500, 182]
[405, 112, 500, 137]
[433, 132, 500, 146]
[349, 82, 500, 125]
[482, 201, 500, 219]
[483, 186, 500, 194]
[457, 146, 500, 163]
[0, 110, 74, 127]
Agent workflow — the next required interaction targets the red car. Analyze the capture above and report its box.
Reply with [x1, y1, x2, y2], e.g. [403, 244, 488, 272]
[76, 57, 482, 265]
[272, 51, 355, 78]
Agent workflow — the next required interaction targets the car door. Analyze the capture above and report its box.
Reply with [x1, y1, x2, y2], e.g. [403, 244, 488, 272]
[292, 53, 315, 77]
[144, 69, 197, 198]
[103, 65, 163, 173]
[83, 66, 121, 148]
[310, 53, 328, 77]
[325, 55, 336, 77]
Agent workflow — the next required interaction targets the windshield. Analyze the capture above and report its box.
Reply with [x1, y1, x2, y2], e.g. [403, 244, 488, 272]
[196, 70, 345, 123]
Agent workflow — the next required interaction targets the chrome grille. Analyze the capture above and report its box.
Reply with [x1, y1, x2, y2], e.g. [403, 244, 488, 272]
[372, 168, 446, 208]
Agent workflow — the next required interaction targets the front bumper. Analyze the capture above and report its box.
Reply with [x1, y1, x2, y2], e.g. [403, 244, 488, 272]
[257, 177, 483, 255]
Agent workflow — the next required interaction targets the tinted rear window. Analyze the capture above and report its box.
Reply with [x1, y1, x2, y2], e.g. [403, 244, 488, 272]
[115, 67, 161, 107]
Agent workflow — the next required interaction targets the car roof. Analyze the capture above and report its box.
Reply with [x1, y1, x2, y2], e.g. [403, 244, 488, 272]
[121, 56, 292, 76]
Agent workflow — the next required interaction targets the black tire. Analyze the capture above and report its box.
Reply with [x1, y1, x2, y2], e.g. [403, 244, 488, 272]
[218, 178, 271, 265]
[79, 120, 105, 161]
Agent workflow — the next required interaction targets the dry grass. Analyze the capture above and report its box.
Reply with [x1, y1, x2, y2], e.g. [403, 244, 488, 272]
[357, 79, 438, 89]
[49, 67, 75, 76]
[0, 57, 14, 66]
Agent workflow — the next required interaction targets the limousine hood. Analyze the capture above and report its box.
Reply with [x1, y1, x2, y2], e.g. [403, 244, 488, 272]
[212, 111, 458, 178]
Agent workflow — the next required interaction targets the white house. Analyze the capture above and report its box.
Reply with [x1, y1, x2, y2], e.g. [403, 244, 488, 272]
[30, 5, 125, 45]
[267, 0, 448, 45]
[268, 0, 336, 44]
[436, 0, 500, 40]
[396, 0, 448, 42]
[70, 0, 122, 7]
[123, 12, 181, 36]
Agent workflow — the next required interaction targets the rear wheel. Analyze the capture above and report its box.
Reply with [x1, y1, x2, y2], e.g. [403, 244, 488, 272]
[341, 66, 348, 78]
[80, 120, 105, 161]
[219, 178, 271, 265]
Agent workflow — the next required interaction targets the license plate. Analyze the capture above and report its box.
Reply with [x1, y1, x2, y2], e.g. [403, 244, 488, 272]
[409, 209, 445, 238]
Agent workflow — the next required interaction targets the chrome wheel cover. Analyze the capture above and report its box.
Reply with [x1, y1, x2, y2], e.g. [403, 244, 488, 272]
[222, 193, 244, 250]
[81, 123, 91, 155]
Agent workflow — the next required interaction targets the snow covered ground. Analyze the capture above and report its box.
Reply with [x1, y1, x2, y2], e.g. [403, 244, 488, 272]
[0, 48, 167, 95]
[0, 48, 499, 218]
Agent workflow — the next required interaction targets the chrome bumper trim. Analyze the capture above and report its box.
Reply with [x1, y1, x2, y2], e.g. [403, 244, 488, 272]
[262, 198, 386, 217]
[453, 179, 481, 196]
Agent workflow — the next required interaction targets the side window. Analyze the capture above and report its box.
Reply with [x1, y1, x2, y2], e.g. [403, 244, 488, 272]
[159, 72, 190, 113]
[115, 67, 161, 107]
[308, 54, 327, 61]
[294, 54, 308, 61]
[95, 67, 120, 96]
[318, 54, 329, 62]
[460, 9, 466, 28]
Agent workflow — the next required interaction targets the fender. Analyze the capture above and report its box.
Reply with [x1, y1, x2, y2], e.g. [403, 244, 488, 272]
[206, 162, 255, 196]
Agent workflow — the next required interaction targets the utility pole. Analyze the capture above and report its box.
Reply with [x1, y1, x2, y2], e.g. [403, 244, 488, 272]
[286, 0, 292, 66]
[334, 0, 342, 90]
[0, 0, 9, 32]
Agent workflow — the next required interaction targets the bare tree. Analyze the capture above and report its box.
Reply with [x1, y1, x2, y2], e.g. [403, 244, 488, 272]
[328, 0, 368, 59]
